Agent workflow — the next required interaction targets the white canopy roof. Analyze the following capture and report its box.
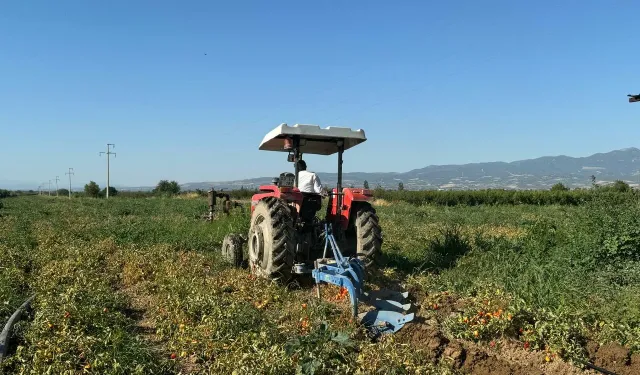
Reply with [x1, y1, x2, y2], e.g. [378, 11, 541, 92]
[259, 123, 367, 155]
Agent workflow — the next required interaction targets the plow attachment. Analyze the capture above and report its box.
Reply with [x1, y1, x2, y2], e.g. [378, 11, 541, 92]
[312, 225, 415, 336]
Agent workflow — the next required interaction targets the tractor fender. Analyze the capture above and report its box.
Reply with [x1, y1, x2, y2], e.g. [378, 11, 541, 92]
[251, 185, 303, 214]
[328, 188, 373, 230]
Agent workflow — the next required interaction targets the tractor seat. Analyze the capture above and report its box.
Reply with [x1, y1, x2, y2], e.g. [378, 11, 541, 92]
[300, 192, 322, 222]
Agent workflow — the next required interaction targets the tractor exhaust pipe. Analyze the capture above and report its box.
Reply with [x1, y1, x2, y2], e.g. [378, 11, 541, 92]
[336, 141, 344, 232]
[292, 136, 301, 187]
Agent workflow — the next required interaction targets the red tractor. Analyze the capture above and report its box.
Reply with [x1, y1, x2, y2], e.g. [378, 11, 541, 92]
[223, 123, 382, 282]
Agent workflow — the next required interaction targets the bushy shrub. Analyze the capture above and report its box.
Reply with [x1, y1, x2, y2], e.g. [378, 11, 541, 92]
[0, 189, 16, 198]
[153, 180, 180, 196]
[550, 183, 569, 191]
[99, 186, 118, 197]
[84, 181, 100, 198]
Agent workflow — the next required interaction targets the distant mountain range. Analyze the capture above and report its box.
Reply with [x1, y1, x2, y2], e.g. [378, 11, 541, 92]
[4, 148, 640, 192]
[180, 147, 640, 191]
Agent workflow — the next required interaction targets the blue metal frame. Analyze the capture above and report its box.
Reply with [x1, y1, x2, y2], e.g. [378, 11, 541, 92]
[312, 224, 414, 335]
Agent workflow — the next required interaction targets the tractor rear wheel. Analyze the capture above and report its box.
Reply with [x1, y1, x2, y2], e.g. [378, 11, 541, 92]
[248, 198, 295, 282]
[222, 234, 245, 268]
[348, 203, 382, 267]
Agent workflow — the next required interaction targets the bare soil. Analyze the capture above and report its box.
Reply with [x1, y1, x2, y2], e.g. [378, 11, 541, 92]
[462, 346, 543, 375]
[397, 318, 602, 375]
[588, 342, 640, 375]
[396, 318, 447, 363]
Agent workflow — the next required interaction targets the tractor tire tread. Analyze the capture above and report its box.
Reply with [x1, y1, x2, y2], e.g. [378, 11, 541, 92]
[249, 197, 294, 282]
[353, 204, 383, 267]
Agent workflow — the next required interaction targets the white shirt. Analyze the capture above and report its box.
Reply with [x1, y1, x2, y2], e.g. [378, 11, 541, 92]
[298, 170, 323, 194]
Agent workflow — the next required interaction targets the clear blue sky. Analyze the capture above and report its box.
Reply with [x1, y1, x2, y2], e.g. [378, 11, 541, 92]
[1, 1, 639, 189]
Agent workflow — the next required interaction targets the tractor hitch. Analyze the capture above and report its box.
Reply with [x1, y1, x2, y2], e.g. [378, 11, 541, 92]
[311, 224, 414, 336]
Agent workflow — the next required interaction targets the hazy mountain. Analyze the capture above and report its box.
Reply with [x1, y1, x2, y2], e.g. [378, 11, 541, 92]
[0, 180, 40, 191]
[4, 148, 640, 192]
[180, 147, 640, 191]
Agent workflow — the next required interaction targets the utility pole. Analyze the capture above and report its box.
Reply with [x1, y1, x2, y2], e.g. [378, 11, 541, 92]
[99, 143, 116, 199]
[55, 176, 60, 197]
[65, 168, 74, 199]
[48, 180, 52, 196]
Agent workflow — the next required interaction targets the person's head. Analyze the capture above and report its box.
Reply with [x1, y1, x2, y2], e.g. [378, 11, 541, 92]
[297, 159, 307, 171]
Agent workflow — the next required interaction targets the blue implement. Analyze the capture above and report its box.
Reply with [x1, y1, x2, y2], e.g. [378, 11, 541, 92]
[361, 290, 411, 313]
[312, 224, 415, 335]
[358, 310, 416, 335]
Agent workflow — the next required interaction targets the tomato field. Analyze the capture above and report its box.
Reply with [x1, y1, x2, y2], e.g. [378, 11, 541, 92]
[1, 194, 640, 374]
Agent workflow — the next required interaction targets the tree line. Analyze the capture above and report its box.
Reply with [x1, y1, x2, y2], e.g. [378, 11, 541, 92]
[4, 178, 636, 206]
[80, 179, 182, 198]
[371, 180, 636, 206]
[79, 180, 254, 199]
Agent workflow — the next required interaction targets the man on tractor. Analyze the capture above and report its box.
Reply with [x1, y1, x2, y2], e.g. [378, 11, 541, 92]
[296, 160, 324, 195]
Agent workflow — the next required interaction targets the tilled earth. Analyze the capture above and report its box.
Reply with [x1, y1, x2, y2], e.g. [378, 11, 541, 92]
[396, 318, 595, 375]
[392, 292, 640, 375]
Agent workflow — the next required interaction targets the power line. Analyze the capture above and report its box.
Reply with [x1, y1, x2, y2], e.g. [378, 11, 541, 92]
[99, 144, 116, 199]
[65, 168, 74, 199]
[54, 176, 60, 197]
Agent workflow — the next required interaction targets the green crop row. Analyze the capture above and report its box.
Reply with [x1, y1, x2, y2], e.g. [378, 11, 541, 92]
[372, 187, 638, 206]
[377, 195, 640, 359]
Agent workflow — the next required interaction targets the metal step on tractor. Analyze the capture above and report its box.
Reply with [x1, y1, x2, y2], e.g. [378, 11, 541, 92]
[222, 123, 414, 335]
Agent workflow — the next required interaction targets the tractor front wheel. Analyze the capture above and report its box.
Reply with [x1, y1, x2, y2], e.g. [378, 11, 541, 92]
[248, 198, 295, 282]
[347, 203, 382, 267]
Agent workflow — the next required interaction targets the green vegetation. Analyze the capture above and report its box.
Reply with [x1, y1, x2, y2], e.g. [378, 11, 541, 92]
[609, 179, 632, 192]
[373, 187, 638, 206]
[100, 186, 119, 197]
[550, 182, 569, 191]
[0, 189, 16, 198]
[84, 181, 100, 198]
[384, 197, 640, 359]
[1, 193, 640, 373]
[115, 184, 638, 205]
[153, 180, 181, 196]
